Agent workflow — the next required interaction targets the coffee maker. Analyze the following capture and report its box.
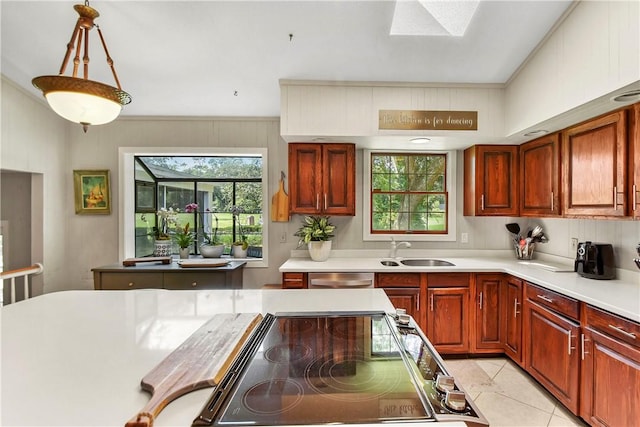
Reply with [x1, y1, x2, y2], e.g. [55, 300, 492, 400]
[574, 242, 616, 280]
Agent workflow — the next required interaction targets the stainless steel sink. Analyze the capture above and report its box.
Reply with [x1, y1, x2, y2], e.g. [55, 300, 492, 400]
[400, 259, 455, 267]
[380, 260, 400, 266]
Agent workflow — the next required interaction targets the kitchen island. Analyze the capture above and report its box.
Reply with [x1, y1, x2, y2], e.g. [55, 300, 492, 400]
[1, 289, 420, 427]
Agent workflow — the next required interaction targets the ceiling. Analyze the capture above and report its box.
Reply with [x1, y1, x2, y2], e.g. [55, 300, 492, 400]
[2, 0, 575, 121]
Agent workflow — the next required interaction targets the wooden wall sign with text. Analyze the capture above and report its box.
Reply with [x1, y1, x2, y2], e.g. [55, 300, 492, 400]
[379, 110, 478, 131]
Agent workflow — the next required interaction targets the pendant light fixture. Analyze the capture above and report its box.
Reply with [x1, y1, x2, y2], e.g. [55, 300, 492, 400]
[32, 1, 131, 132]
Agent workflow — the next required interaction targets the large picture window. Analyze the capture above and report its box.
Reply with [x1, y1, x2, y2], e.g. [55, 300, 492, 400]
[120, 147, 269, 267]
[363, 150, 456, 242]
[135, 156, 263, 258]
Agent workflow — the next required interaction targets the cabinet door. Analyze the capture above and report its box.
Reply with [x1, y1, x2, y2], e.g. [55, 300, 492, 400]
[562, 110, 628, 217]
[322, 144, 356, 215]
[504, 276, 523, 365]
[524, 300, 580, 414]
[520, 133, 561, 216]
[464, 145, 518, 216]
[580, 328, 640, 426]
[289, 144, 322, 214]
[631, 103, 640, 219]
[473, 274, 504, 352]
[427, 287, 469, 354]
[383, 288, 421, 321]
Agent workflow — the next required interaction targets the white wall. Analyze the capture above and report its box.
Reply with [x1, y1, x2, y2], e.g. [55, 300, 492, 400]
[505, 0, 640, 135]
[1, 77, 68, 294]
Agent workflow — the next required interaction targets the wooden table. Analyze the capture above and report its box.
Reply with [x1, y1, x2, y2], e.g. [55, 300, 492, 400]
[92, 260, 246, 290]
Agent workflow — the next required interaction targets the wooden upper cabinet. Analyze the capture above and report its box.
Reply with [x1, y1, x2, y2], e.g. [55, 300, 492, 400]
[288, 143, 356, 216]
[631, 103, 640, 219]
[519, 133, 561, 217]
[464, 145, 519, 216]
[562, 110, 628, 217]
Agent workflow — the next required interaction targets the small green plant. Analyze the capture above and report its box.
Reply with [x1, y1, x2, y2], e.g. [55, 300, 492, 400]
[173, 223, 195, 249]
[294, 215, 335, 247]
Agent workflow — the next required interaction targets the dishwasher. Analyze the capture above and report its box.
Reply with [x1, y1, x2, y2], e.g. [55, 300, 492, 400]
[307, 272, 375, 289]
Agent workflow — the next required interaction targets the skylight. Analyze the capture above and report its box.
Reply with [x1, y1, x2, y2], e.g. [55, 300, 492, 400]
[390, 0, 480, 37]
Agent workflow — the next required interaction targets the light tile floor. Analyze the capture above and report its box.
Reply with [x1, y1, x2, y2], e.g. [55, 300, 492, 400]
[443, 357, 588, 427]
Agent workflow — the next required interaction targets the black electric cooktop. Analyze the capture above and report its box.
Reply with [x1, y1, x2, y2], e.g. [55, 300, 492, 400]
[193, 312, 486, 426]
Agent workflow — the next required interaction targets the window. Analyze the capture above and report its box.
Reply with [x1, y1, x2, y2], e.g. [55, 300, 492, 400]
[363, 150, 456, 242]
[120, 148, 269, 267]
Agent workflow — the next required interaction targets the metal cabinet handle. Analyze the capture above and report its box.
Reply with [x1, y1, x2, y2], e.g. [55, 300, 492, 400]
[581, 334, 590, 360]
[536, 294, 553, 304]
[128, 282, 134, 287]
[633, 184, 637, 211]
[416, 296, 420, 312]
[609, 324, 637, 339]
[568, 332, 575, 355]
[324, 194, 327, 210]
[613, 186, 617, 210]
[514, 298, 520, 318]
[481, 194, 485, 211]
[316, 194, 320, 210]
[430, 294, 434, 311]
[191, 282, 198, 287]
[479, 291, 483, 309]
[550, 191, 554, 212]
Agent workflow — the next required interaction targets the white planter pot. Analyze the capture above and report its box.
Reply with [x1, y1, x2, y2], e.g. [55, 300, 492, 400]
[200, 244, 224, 258]
[232, 245, 248, 258]
[154, 239, 172, 257]
[179, 247, 190, 259]
[308, 240, 332, 262]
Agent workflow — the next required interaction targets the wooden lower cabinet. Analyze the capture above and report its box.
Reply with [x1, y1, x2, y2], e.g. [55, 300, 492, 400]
[504, 276, 524, 365]
[524, 299, 581, 414]
[580, 304, 640, 427]
[384, 288, 421, 322]
[427, 287, 470, 354]
[473, 274, 504, 352]
[375, 273, 424, 331]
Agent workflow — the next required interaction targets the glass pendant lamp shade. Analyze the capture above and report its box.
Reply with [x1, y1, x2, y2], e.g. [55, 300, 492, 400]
[32, 3, 131, 131]
[33, 76, 130, 126]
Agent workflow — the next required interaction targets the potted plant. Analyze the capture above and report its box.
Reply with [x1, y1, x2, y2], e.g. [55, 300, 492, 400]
[172, 222, 195, 259]
[153, 207, 178, 256]
[231, 205, 249, 258]
[294, 215, 335, 261]
[185, 203, 224, 258]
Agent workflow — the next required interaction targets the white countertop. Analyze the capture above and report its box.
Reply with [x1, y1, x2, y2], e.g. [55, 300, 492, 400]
[280, 253, 640, 323]
[0, 289, 395, 427]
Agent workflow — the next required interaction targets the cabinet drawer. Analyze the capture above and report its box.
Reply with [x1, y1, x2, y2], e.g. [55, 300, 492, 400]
[100, 273, 163, 290]
[426, 273, 469, 287]
[525, 283, 579, 321]
[585, 305, 640, 349]
[163, 272, 229, 290]
[376, 273, 420, 288]
[282, 272, 306, 289]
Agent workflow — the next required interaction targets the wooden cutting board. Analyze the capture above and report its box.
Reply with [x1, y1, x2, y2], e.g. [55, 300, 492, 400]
[125, 313, 262, 427]
[178, 259, 229, 268]
[271, 172, 289, 222]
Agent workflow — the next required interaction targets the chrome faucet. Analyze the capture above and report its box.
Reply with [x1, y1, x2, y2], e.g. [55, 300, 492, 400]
[389, 237, 411, 259]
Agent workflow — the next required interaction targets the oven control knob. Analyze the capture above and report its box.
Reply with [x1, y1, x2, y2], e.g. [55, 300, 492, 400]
[435, 374, 455, 393]
[444, 390, 467, 412]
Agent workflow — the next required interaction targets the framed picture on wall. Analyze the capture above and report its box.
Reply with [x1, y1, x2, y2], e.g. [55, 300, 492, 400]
[73, 170, 111, 215]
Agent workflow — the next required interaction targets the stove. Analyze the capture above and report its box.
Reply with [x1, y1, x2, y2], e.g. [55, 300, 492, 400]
[193, 312, 488, 426]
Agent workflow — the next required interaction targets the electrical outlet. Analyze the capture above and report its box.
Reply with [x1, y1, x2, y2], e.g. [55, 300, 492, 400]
[280, 231, 287, 243]
[570, 237, 579, 252]
[461, 232, 469, 244]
